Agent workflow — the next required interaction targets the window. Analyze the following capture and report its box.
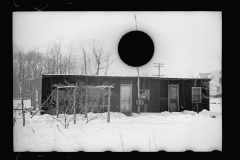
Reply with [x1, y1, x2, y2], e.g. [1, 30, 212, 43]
[219, 77, 222, 83]
[192, 87, 201, 103]
[217, 86, 220, 92]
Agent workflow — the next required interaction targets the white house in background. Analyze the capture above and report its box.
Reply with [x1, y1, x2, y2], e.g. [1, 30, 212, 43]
[197, 70, 222, 97]
[197, 73, 211, 79]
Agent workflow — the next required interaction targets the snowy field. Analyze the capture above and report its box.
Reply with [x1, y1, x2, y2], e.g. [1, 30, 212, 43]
[14, 110, 222, 152]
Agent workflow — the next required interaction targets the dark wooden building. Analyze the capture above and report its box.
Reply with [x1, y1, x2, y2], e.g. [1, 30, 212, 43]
[30, 74, 210, 114]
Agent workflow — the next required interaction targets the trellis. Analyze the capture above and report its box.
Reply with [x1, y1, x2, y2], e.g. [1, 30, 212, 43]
[53, 84, 114, 123]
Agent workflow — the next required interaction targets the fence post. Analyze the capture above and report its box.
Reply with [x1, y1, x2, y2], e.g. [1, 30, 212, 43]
[107, 87, 111, 123]
[73, 87, 76, 124]
[103, 92, 105, 112]
[56, 87, 59, 118]
[84, 88, 88, 118]
[20, 82, 25, 126]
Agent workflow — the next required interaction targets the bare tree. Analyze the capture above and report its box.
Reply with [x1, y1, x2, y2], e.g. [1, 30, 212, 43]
[141, 71, 149, 77]
[43, 40, 63, 74]
[188, 69, 195, 78]
[88, 39, 114, 75]
[13, 38, 113, 99]
[87, 54, 94, 75]
[79, 42, 95, 75]
[80, 40, 113, 75]
[89, 39, 105, 75]
[17, 48, 28, 95]
[79, 42, 88, 75]
[13, 44, 33, 98]
[26, 49, 46, 78]
[215, 53, 222, 91]
[63, 42, 77, 74]
[70, 54, 78, 74]
[216, 54, 221, 63]
[44, 41, 55, 74]
[13, 44, 21, 98]
[104, 52, 114, 75]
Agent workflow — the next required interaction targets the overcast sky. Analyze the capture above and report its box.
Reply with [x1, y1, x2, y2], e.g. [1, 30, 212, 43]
[13, 12, 222, 78]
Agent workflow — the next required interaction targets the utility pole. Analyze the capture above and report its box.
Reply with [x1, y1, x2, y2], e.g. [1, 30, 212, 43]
[153, 63, 165, 77]
[134, 14, 138, 30]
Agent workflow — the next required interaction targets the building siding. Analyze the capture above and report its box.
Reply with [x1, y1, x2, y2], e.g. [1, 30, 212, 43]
[31, 75, 209, 114]
[150, 79, 160, 112]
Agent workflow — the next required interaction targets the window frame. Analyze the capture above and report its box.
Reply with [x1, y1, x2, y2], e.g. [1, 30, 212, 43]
[192, 87, 202, 103]
[217, 86, 220, 92]
[219, 77, 222, 83]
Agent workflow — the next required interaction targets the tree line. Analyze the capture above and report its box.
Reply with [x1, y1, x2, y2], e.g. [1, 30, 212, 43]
[13, 39, 113, 98]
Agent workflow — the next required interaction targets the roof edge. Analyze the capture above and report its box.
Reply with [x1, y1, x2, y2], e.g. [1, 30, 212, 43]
[40, 74, 210, 80]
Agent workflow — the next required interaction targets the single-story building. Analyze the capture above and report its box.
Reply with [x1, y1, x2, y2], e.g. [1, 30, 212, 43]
[30, 74, 210, 114]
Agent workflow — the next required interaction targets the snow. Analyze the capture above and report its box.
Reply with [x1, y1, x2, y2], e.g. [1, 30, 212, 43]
[210, 97, 222, 113]
[14, 111, 222, 152]
[210, 104, 222, 113]
[210, 97, 222, 104]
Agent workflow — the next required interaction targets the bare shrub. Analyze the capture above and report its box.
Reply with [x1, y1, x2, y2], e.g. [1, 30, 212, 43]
[43, 81, 113, 128]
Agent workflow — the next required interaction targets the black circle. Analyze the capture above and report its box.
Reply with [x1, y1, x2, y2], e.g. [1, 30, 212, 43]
[118, 31, 154, 67]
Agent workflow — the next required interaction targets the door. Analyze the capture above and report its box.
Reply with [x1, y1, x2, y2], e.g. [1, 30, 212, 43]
[168, 85, 179, 112]
[120, 84, 132, 113]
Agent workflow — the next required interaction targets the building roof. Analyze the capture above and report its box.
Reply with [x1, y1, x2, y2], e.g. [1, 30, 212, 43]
[53, 84, 114, 88]
[208, 70, 221, 79]
[41, 74, 210, 81]
[198, 73, 211, 78]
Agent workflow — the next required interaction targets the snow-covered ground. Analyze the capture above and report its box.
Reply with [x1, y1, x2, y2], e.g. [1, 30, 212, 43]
[14, 110, 222, 152]
[210, 97, 222, 104]
[210, 97, 222, 113]
[210, 104, 222, 113]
